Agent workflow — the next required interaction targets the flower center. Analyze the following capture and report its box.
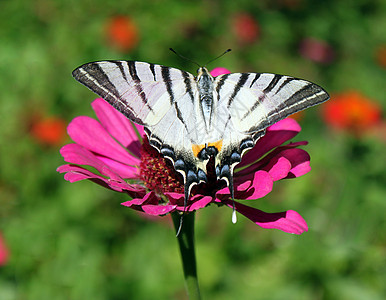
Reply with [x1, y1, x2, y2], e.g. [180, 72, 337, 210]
[139, 137, 184, 195]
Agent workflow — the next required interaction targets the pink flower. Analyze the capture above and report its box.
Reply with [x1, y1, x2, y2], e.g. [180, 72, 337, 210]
[0, 233, 9, 266]
[58, 69, 311, 235]
[299, 37, 334, 64]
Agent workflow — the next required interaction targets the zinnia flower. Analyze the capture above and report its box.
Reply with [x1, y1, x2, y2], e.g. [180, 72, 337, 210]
[58, 69, 312, 235]
[322, 91, 382, 134]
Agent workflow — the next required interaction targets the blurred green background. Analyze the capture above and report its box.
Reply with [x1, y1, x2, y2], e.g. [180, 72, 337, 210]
[0, 0, 385, 299]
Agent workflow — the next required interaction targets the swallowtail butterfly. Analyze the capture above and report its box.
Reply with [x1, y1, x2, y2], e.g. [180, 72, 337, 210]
[72, 60, 329, 214]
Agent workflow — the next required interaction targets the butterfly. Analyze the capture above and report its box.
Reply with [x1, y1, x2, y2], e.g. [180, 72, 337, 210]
[72, 60, 329, 214]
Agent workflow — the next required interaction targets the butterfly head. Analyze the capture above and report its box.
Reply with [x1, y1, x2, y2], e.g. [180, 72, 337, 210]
[196, 67, 213, 80]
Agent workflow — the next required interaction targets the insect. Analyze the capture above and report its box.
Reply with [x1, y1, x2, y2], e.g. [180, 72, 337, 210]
[72, 59, 329, 216]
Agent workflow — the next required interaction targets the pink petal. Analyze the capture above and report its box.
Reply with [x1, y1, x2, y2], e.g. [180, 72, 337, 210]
[218, 170, 273, 200]
[142, 204, 177, 215]
[96, 155, 140, 179]
[59, 144, 128, 181]
[288, 161, 311, 178]
[67, 116, 138, 166]
[121, 191, 157, 207]
[165, 193, 213, 212]
[57, 164, 145, 193]
[236, 170, 273, 199]
[188, 196, 213, 210]
[281, 148, 311, 178]
[263, 156, 292, 181]
[222, 200, 308, 234]
[236, 141, 309, 178]
[238, 118, 302, 167]
[210, 67, 231, 77]
[91, 98, 143, 157]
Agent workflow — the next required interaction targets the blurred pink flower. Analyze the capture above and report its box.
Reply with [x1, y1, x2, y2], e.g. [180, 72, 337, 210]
[0, 233, 9, 266]
[299, 37, 334, 64]
[58, 69, 311, 234]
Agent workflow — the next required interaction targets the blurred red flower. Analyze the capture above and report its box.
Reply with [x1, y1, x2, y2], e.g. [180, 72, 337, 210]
[105, 15, 139, 52]
[299, 37, 334, 64]
[0, 233, 9, 266]
[233, 13, 260, 44]
[375, 45, 386, 68]
[322, 91, 382, 134]
[30, 115, 67, 146]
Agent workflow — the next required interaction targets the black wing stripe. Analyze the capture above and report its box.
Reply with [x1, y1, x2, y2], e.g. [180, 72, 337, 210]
[124, 61, 153, 112]
[182, 71, 195, 103]
[113, 61, 128, 82]
[268, 84, 328, 122]
[161, 66, 175, 105]
[127, 61, 140, 81]
[249, 73, 261, 88]
[274, 77, 296, 95]
[73, 64, 144, 125]
[79, 64, 121, 99]
[215, 74, 230, 101]
[241, 94, 265, 121]
[149, 63, 156, 81]
[263, 74, 283, 94]
[227, 73, 250, 107]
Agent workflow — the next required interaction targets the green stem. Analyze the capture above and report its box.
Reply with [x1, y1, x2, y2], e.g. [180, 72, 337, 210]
[171, 211, 201, 300]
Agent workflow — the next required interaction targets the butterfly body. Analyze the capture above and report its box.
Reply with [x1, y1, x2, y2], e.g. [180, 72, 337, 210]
[73, 60, 329, 208]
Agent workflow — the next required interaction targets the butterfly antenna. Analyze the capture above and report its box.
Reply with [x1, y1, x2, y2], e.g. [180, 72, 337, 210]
[169, 48, 200, 67]
[204, 49, 232, 67]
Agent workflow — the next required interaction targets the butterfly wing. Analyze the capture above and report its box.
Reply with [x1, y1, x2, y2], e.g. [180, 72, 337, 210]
[73, 61, 196, 127]
[73, 60, 206, 205]
[212, 72, 329, 195]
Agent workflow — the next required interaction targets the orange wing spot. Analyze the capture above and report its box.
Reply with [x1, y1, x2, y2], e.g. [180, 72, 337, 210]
[192, 144, 206, 157]
[208, 139, 223, 152]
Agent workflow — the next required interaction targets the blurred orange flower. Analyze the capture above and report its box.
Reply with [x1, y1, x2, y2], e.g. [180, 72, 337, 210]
[232, 13, 260, 44]
[30, 115, 67, 146]
[105, 15, 139, 52]
[322, 91, 382, 134]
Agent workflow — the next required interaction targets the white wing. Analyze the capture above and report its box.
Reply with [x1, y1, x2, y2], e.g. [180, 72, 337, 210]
[214, 72, 329, 134]
[73, 60, 206, 204]
[211, 72, 329, 196]
[73, 61, 198, 127]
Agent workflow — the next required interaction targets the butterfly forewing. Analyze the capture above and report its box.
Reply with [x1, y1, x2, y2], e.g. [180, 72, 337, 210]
[72, 61, 197, 127]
